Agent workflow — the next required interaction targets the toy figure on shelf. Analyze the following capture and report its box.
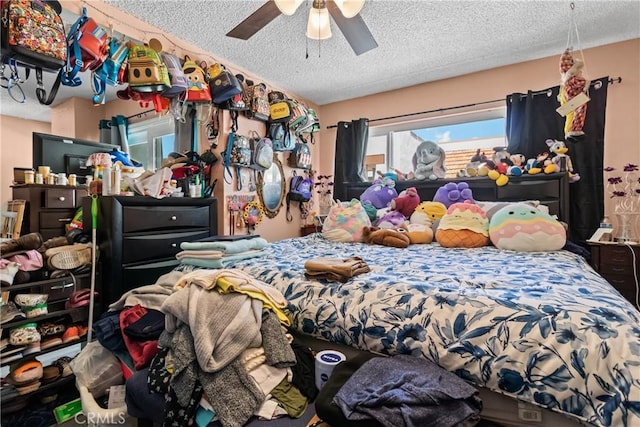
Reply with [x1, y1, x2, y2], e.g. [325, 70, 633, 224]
[559, 48, 590, 138]
[546, 139, 580, 183]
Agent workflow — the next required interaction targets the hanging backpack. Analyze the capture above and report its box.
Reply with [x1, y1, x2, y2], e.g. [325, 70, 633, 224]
[1, 0, 66, 70]
[160, 51, 188, 99]
[183, 56, 211, 103]
[208, 63, 243, 104]
[286, 172, 313, 222]
[1, 0, 66, 104]
[62, 7, 109, 87]
[91, 37, 129, 104]
[244, 82, 270, 122]
[268, 90, 293, 123]
[222, 132, 252, 189]
[269, 122, 296, 152]
[288, 98, 311, 132]
[288, 142, 311, 170]
[127, 43, 170, 93]
[100, 38, 129, 86]
[248, 131, 273, 171]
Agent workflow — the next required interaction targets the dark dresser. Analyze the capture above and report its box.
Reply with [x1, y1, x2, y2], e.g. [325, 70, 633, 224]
[83, 196, 218, 309]
[12, 184, 88, 239]
[588, 242, 640, 306]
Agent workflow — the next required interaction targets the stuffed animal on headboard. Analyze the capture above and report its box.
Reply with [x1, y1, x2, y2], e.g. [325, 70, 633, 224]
[412, 140, 446, 180]
[546, 139, 580, 183]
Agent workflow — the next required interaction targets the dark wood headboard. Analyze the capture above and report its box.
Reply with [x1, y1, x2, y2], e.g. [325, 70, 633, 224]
[340, 172, 570, 223]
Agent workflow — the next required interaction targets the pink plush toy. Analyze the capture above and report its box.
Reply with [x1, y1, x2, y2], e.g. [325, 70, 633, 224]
[389, 187, 420, 218]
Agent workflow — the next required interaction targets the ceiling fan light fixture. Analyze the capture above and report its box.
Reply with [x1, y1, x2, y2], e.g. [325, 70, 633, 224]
[306, 6, 332, 40]
[334, 0, 365, 18]
[274, 0, 303, 16]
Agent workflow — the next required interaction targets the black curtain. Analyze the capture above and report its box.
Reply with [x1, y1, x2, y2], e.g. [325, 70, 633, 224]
[333, 118, 369, 202]
[506, 76, 609, 244]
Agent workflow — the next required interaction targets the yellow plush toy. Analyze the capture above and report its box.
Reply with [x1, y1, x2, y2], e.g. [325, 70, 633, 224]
[410, 201, 447, 225]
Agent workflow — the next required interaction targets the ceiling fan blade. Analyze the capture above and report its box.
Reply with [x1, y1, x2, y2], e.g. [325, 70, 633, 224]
[326, 0, 378, 55]
[226, 1, 282, 40]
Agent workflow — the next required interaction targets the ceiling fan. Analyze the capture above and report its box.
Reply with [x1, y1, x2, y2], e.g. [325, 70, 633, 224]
[226, 0, 378, 56]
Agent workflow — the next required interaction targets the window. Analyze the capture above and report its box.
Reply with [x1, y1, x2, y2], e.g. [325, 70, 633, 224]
[366, 106, 507, 180]
[127, 116, 177, 170]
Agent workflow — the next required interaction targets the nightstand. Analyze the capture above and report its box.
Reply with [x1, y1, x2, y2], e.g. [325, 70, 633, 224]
[588, 242, 639, 305]
[301, 215, 327, 237]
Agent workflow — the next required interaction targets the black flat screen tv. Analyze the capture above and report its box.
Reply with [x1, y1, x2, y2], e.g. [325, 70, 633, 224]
[32, 132, 119, 177]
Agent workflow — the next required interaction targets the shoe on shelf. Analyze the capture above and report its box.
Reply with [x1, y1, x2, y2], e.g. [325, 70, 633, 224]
[0, 232, 43, 258]
[61, 326, 80, 344]
[53, 356, 73, 377]
[47, 247, 92, 271]
[44, 243, 91, 259]
[37, 236, 71, 254]
[0, 302, 26, 324]
[0, 262, 20, 287]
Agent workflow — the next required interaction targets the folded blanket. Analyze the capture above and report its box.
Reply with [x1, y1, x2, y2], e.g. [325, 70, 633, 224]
[304, 257, 370, 283]
[180, 237, 269, 254]
[175, 250, 223, 260]
[179, 250, 267, 269]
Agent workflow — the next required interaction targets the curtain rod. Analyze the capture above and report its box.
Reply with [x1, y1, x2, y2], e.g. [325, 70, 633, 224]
[325, 76, 622, 130]
[126, 109, 155, 120]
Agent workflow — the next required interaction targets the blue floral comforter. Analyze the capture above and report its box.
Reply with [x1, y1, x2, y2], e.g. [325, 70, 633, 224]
[226, 236, 640, 426]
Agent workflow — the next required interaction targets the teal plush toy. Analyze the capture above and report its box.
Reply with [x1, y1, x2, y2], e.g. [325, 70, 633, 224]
[489, 203, 566, 251]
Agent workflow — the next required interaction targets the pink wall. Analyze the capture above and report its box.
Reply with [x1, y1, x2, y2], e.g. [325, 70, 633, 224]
[316, 39, 640, 234]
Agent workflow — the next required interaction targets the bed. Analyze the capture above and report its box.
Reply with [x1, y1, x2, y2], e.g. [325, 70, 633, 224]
[197, 233, 640, 427]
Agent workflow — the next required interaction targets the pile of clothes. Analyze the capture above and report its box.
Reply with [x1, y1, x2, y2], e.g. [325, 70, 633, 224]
[175, 236, 269, 269]
[73, 269, 319, 427]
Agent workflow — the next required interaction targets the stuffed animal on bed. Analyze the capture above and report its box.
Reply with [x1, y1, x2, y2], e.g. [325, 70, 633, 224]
[405, 223, 433, 244]
[359, 177, 398, 210]
[322, 199, 372, 243]
[389, 187, 420, 218]
[433, 182, 474, 208]
[375, 210, 407, 229]
[362, 226, 410, 248]
[412, 140, 446, 181]
[489, 203, 566, 251]
[435, 200, 489, 248]
[410, 201, 447, 225]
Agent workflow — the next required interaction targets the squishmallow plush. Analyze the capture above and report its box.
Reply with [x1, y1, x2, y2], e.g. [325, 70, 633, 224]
[406, 223, 433, 244]
[489, 203, 566, 251]
[322, 199, 371, 243]
[389, 187, 420, 218]
[433, 182, 474, 208]
[410, 201, 447, 225]
[362, 226, 410, 248]
[360, 177, 398, 209]
[435, 201, 489, 248]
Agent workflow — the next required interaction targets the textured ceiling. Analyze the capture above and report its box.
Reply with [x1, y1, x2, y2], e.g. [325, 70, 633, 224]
[1, 0, 638, 123]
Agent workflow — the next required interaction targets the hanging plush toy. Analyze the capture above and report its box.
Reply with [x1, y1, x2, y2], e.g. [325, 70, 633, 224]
[559, 48, 590, 138]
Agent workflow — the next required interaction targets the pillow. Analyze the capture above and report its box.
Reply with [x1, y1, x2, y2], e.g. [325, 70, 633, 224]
[475, 200, 542, 220]
[489, 203, 566, 252]
[322, 199, 372, 243]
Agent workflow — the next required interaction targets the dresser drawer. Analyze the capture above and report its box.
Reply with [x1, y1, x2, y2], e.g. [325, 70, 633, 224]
[44, 188, 76, 208]
[122, 230, 210, 264]
[600, 245, 635, 266]
[122, 259, 180, 296]
[123, 205, 211, 233]
[601, 264, 633, 276]
[40, 210, 76, 228]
